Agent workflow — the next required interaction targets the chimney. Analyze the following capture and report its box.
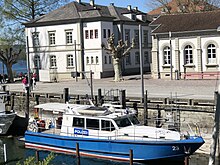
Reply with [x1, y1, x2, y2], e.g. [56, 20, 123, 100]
[134, 7, 138, 11]
[127, 5, 132, 11]
[90, 0, 95, 6]
[110, 3, 114, 6]
[76, 0, 81, 3]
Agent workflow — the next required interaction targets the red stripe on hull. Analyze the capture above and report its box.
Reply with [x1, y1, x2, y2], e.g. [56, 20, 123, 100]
[25, 143, 133, 162]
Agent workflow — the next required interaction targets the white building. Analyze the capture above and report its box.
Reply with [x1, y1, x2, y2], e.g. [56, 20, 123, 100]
[150, 10, 220, 80]
[24, 0, 152, 81]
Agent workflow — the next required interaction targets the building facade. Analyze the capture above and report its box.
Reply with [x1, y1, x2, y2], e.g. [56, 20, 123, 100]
[150, 10, 220, 79]
[24, 0, 152, 81]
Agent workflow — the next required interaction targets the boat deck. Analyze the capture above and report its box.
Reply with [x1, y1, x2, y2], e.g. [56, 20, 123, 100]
[41, 128, 61, 135]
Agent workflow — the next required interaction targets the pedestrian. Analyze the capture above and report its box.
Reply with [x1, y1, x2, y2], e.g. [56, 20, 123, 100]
[32, 72, 37, 89]
[22, 76, 28, 93]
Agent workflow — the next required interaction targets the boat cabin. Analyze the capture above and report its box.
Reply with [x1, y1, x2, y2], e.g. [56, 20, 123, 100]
[60, 112, 140, 137]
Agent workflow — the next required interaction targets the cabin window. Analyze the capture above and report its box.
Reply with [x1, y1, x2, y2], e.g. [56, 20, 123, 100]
[73, 118, 84, 128]
[128, 115, 140, 125]
[86, 119, 99, 130]
[114, 117, 131, 128]
[101, 120, 115, 131]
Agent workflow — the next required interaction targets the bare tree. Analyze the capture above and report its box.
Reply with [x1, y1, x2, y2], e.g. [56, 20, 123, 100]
[0, 0, 71, 81]
[148, 0, 219, 14]
[0, 47, 22, 82]
[102, 34, 135, 82]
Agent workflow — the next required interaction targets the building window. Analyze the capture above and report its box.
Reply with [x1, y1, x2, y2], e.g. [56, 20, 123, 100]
[104, 56, 107, 64]
[143, 30, 148, 47]
[96, 56, 99, 64]
[144, 51, 149, 64]
[109, 56, 112, 64]
[86, 57, 89, 64]
[85, 30, 89, 39]
[134, 30, 139, 47]
[90, 30, 93, 39]
[32, 32, 40, 47]
[135, 52, 140, 65]
[125, 29, 130, 46]
[95, 29, 98, 38]
[125, 53, 131, 65]
[34, 55, 41, 69]
[184, 45, 193, 64]
[207, 44, 216, 64]
[67, 54, 74, 67]
[49, 32, 56, 45]
[66, 31, 73, 44]
[103, 29, 106, 38]
[108, 29, 111, 38]
[50, 55, 57, 68]
[163, 46, 170, 65]
[91, 56, 94, 64]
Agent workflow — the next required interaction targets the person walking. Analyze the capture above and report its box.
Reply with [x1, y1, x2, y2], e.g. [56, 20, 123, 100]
[32, 72, 37, 90]
[22, 76, 28, 93]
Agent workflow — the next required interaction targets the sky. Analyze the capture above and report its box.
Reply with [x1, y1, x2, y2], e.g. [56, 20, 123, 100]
[80, 0, 152, 13]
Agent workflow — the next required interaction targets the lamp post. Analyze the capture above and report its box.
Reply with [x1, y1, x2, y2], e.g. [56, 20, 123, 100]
[169, 31, 173, 80]
[74, 40, 78, 82]
[139, 24, 144, 103]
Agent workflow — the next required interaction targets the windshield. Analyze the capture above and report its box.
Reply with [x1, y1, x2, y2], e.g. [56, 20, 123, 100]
[128, 115, 140, 125]
[114, 115, 140, 128]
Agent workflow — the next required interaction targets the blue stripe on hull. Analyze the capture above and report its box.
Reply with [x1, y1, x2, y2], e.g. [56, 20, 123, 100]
[25, 131, 204, 161]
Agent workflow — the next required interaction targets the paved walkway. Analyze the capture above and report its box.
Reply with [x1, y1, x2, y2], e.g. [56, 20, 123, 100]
[5, 75, 219, 100]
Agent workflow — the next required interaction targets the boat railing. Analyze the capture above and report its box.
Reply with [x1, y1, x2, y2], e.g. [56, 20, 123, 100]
[180, 122, 201, 137]
[53, 125, 177, 141]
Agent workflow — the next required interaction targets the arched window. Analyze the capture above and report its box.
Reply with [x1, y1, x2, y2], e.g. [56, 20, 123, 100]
[91, 56, 94, 64]
[163, 46, 170, 64]
[104, 56, 107, 64]
[96, 56, 99, 64]
[86, 57, 89, 64]
[184, 45, 193, 64]
[109, 56, 112, 64]
[207, 44, 216, 64]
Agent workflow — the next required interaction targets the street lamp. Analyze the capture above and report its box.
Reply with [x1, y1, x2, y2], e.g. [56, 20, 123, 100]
[169, 31, 173, 80]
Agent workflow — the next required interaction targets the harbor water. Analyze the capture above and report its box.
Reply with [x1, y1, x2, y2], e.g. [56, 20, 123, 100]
[0, 60, 27, 75]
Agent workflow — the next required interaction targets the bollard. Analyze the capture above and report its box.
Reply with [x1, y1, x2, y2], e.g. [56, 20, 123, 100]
[64, 88, 69, 103]
[3, 144, 7, 163]
[35, 150, 39, 162]
[25, 87, 30, 119]
[11, 94, 15, 111]
[35, 95, 40, 105]
[76, 143, 80, 165]
[144, 90, 148, 126]
[156, 104, 161, 128]
[2, 85, 6, 91]
[94, 96, 98, 106]
[119, 90, 126, 109]
[133, 102, 138, 117]
[129, 149, 133, 165]
[98, 88, 102, 105]
[76, 95, 80, 104]
[184, 156, 189, 165]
